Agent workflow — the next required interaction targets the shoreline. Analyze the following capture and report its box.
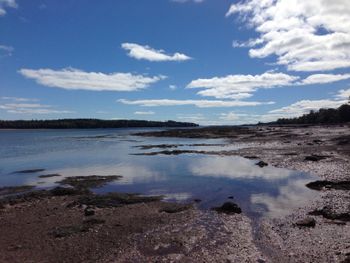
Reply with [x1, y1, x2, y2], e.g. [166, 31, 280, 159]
[0, 124, 349, 262]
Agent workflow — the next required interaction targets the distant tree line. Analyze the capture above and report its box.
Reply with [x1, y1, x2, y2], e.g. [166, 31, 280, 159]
[0, 119, 199, 129]
[276, 102, 350, 125]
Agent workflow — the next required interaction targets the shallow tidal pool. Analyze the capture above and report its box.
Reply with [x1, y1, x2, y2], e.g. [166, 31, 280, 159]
[0, 128, 319, 219]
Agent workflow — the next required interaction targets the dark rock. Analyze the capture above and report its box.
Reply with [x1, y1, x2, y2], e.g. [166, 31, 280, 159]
[228, 196, 234, 199]
[50, 187, 89, 196]
[38, 174, 62, 178]
[135, 144, 182, 150]
[244, 156, 259, 159]
[77, 192, 162, 208]
[304, 155, 329, 162]
[213, 202, 242, 215]
[309, 207, 350, 222]
[57, 175, 122, 190]
[306, 180, 350, 191]
[159, 204, 191, 213]
[193, 199, 202, 203]
[84, 207, 95, 216]
[256, 161, 268, 167]
[13, 169, 45, 174]
[295, 217, 316, 227]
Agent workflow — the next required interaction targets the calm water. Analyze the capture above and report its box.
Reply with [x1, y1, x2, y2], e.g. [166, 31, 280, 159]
[0, 128, 319, 219]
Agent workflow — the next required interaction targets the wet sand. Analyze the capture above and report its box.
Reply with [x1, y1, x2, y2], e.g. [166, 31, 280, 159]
[1, 124, 349, 262]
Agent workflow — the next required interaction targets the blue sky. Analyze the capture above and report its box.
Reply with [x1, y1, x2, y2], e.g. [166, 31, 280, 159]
[1, 0, 350, 124]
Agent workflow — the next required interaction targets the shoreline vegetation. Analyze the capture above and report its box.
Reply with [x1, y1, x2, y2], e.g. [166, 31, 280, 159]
[275, 103, 350, 125]
[0, 119, 198, 129]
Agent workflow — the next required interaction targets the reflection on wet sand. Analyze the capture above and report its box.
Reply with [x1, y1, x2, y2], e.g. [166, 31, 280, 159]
[25, 164, 165, 188]
[190, 156, 292, 180]
[251, 179, 319, 218]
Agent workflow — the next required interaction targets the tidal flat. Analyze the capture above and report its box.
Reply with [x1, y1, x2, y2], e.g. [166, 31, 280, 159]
[0, 125, 349, 262]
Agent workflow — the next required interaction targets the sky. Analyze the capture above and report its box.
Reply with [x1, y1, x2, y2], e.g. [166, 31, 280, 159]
[1, 0, 350, 124]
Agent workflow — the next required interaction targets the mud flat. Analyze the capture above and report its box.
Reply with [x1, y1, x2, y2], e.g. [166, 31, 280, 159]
[0, 174, 263, 262]
[0, 187, 262, 262]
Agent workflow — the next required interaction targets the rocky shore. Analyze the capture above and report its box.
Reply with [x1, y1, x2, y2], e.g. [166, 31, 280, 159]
[136, 124, 350, 262]
[0, 124, 349, 262]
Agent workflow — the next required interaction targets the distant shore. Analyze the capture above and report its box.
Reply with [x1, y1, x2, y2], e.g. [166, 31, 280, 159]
[0, 119, 198, 129]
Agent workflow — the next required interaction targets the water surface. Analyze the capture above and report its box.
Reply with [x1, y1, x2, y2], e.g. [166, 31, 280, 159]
[0, 128, 319, 219]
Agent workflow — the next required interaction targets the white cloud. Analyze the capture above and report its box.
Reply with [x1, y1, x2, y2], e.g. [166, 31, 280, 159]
[187, 72, 298, 99]
[0, 0, 17, 16]
[227, 0, 350, 71]
[219, 112, 241, 121]
[336, 88, 350, 99]
[134, 111, 155, 115]
[176, 113, 205, 122]
[0, 45, 14, 56]
[121, 43, 192, 62]
[118, 99, 274, 108]
[1, 96, 38, 102]
[169, 84, 177, 90]
[19, 68, 165, 91]
[300, 73, 350, 85]
[0, 103, 73, 114]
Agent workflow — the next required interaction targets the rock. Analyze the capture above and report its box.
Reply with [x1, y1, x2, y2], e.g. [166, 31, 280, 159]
[13, 169, 45, 174]
[306, 180, 350, 191]
[50, 187, 88, 196]
[244, 156, 259, 159]
[77, 192, 162, 208]
[256, 161, 268, 167]
[213, 202, 242, 215]
[193, 199, 202, 203]
[228, 196, 234, 199]
[159, 204, 191, 213]
[38, 174, 62, 178]
[84, 207, 95, 216]
[295, 217, 316, 227]
[57, 175, 122, 190]
[304, 155, 328, 162]
[309, 207, 350, 222]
